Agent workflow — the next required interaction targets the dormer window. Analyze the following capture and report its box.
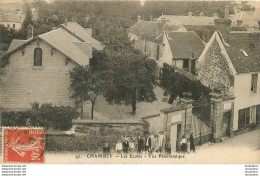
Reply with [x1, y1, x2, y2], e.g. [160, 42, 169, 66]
[240, 49, 248, 57]
[34, 48, 42, 66]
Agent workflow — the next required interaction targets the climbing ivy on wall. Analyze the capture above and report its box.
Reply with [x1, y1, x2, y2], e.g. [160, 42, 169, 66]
[160, 63, 211, 102]
[160, 63, 212, 122]
[198, 40, 234, 94]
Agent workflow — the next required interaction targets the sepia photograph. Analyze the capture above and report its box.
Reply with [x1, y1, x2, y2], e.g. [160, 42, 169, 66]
[0, 0, 259, 165]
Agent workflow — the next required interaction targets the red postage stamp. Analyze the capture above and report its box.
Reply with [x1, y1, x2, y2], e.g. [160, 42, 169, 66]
[2, 128, 45, 163]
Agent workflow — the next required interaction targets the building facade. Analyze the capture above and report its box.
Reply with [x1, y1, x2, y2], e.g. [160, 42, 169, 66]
[0, 22, 103, 111]
[0, 13, 24, 30]
[197, 19, 260, 132]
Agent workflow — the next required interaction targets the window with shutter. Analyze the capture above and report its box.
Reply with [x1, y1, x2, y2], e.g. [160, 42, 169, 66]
[256, 105, 260, 124]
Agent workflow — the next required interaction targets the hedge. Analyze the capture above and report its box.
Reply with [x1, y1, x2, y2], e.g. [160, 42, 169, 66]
[1, 103, 79, 131]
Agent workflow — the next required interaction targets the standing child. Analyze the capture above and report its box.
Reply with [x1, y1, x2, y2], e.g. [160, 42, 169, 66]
[137, 136, 143, 154]
[122, 139, 129, 154]
[165, 139, 171, 154]
[129, 138, 135, 154]
[103, 142, 111, 154]
[180, 135, 187, 153]
[115, 140, 123, 154]
[158, 131, 165, 153]
[190, 133, 196, 152]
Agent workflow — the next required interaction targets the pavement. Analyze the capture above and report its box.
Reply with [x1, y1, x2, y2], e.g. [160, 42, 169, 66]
[185, 128, 260, 164]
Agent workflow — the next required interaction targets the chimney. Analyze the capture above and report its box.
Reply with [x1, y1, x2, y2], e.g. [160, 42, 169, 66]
[225, 5, 230, 19]
[157, 22, 164, 37]
[64, 18, 68, 26]
[26, 24, 33, 40]
[84, 16, 90, 27]
[234, 6, 238, 14]
[72, 16, 76, 22]
[137, 15, 141, 22]
[237, 7, 242, 13]
[237, 20, 243, 26]
[213, 13, 218, 18]
[188, 11, 192, 16]
[150, 15, 153, 21]
[214, 19, 231, 35]
[199, 12, 204, 16]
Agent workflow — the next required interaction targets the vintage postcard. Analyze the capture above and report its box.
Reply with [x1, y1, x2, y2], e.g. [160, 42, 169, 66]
[0, 0, 259, 164]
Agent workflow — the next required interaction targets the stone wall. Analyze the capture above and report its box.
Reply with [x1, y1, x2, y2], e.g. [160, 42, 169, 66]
[46, 121, 147, 152]
[198, 40, 234, 93]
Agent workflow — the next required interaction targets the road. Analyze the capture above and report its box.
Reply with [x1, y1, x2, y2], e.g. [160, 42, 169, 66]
[0, 128, 259, 164]
[185, 128, 260, 164]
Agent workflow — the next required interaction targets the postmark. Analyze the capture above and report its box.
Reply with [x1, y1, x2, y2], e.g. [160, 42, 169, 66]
[2, 127, 45, 163]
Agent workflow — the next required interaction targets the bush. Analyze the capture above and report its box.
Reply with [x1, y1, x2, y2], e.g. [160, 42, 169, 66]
[1, 103, 79, 131]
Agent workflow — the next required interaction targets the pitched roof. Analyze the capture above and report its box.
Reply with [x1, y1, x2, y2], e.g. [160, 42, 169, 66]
[60, 22, 103, 51]
[0, 14, 24, 23]
[39, 27, 91, 66]
[128, 20, 161, 42]
[221, 32, 260, 73]
[7, 39, 27, 52]
[1, 24, 97, 67]
[166, 31, 205, 59]
[199, 31, 260, 74]
[157, 15, 218, 26]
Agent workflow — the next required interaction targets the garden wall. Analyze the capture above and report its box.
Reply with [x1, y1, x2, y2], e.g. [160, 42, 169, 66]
[45, 120, 148, 152]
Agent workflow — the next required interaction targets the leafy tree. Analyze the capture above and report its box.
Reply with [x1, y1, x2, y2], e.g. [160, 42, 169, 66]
[69, 66, 103, 119]
[22, 3, 33, 30]
[160, 63, 211, 102]
[103, 48, 157, 115]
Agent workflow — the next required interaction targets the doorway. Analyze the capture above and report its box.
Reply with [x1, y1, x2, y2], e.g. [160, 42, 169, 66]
[223, 111, 231, 137]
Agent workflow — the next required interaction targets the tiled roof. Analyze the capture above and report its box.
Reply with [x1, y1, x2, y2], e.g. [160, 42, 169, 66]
[39, 28, 91, 66]
[7, 39, 27, 52]
[0, 14, 24, 23]
[166, 31, 205, 59]
[221, 32, 260, 73]
[60, 22, 103, 51]
[157, 15, 218, 26]
[128, 20, 161, 42]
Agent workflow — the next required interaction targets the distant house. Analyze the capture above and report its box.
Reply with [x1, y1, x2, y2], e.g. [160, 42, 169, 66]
[157, 11, 218, 26]
[197, 19, 260, 132]
[160, 28, 205, 74]
[230, 5, 260, 31]
[0, 13, 24, 30]
[128, 16, 205, 75]
[128, 18, 165, 61]
[0, 22, 103, 111]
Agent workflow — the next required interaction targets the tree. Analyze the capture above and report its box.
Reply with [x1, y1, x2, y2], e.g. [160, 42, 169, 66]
[160, 63, 211, 102]
[103, 48, 157, 115]
[22, 3, 33, 30]
[69, 66, 103, 119]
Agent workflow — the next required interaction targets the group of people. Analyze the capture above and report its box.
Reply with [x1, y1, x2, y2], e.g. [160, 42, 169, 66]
[180, 133, 196, 153]
[135, 131, 169, 154]
[103, 132, 196, 154]
[103, 131, 171, 154]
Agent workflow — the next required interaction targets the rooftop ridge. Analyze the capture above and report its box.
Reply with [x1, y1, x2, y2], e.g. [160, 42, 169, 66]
[230, 31, 260, 33]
